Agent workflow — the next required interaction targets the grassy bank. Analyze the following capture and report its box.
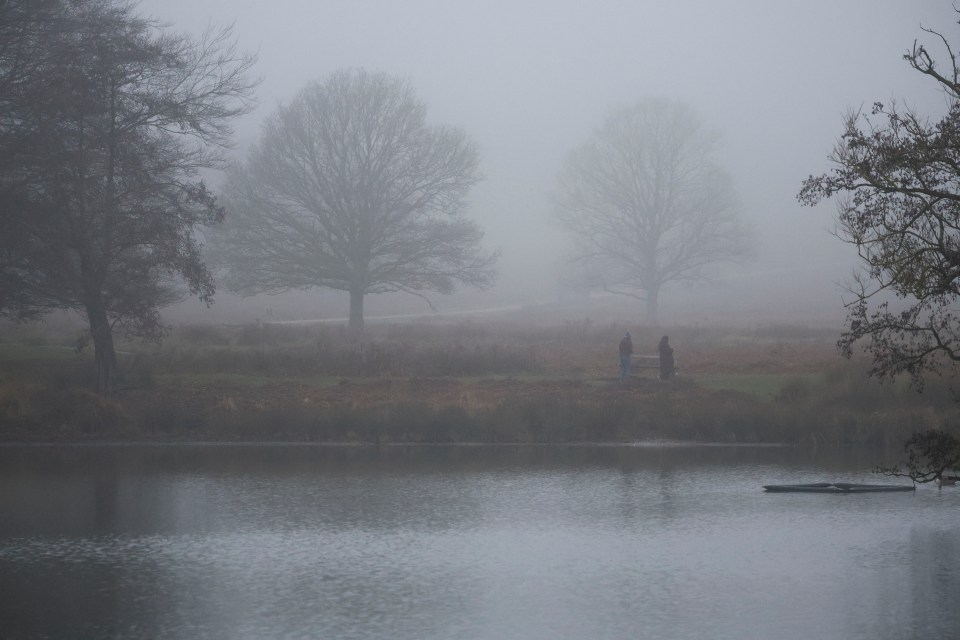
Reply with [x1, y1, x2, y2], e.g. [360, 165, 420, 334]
[0, 321, 957, 445]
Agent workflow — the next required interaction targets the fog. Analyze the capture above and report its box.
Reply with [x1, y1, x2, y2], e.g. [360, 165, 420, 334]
[140, 0, 960, 327]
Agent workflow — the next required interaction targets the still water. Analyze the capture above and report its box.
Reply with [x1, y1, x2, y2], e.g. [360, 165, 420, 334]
[1, 444, 958, 639]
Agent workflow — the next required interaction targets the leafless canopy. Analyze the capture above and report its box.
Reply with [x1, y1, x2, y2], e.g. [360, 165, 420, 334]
[214, 68, 496, 328]
[553, 99, 751, 324]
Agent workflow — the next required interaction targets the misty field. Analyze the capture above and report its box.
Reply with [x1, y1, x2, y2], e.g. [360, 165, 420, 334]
[0, 320, 957, 446]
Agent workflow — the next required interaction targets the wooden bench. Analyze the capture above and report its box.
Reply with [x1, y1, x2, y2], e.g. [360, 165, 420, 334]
[630, 355, 678, 375]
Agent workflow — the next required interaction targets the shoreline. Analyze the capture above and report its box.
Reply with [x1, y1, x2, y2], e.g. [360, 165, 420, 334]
[0, 439, 800, 448]
[2, 321, 955, 448]
[1, 371, 950, 447]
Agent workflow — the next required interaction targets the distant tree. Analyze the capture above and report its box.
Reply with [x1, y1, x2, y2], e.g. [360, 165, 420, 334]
[799, 17, 960, 388]
[552, 99, 752, 325]
[0, 0, 257, 392]
[212, 69, 496, 330]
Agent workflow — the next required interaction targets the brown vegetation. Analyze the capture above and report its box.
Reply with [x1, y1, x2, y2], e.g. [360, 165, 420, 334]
[0, 321, 956, 445]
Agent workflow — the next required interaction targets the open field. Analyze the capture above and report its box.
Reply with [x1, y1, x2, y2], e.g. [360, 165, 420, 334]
[0, 320, 957, 445]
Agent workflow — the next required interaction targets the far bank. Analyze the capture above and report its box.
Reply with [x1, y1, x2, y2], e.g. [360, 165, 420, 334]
[1, 320, 956, 446]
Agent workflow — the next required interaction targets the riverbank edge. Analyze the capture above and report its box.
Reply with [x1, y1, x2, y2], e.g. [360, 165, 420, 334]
[0, 439, 799, 448]
[1, 375, 948, 447]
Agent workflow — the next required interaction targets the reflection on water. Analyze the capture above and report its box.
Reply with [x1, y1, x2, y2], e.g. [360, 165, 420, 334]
[1, 445, 958, 639]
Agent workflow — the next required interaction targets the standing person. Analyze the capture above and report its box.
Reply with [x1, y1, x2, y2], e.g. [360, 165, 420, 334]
[619, 332, 633, 381]
[658, 335, 675, 381]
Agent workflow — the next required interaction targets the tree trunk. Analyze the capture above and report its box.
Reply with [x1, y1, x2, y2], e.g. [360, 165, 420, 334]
[86, 301, 117, 394]
[348, 285, 365, 331]
[645, 286, 660, 326]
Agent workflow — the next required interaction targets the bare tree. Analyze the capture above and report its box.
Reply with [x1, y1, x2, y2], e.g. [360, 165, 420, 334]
[798, 15, 960, 387]
[553, 99, 752, 324]
[0, 0, 257, 392]
[213, 69, 496, 329]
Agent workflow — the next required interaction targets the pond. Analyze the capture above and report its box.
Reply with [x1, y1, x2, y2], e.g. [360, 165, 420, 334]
[1, 444, 958, 639]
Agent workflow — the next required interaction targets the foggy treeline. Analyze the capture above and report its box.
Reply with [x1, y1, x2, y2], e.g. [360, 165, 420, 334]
[147, 0, 960, 328]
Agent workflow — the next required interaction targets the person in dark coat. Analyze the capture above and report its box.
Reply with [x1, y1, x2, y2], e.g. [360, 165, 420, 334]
[618, 332, 633, 382]
[658, 335, 674, 381]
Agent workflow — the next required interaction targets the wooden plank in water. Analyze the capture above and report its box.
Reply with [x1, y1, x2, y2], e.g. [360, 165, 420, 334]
[763, 483, 915, 493]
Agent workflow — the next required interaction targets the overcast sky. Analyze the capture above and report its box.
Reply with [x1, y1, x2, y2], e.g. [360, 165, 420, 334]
[141, 0, 960, 326]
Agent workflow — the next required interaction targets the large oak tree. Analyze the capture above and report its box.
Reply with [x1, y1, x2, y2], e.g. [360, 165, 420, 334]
[0, 0, 257, 392]
[553, 99, 752, 325]
[212, 69, 496, 329]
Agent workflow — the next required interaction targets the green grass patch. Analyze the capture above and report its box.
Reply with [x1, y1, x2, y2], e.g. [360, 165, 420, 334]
[151, 372, 347, 388]
[691, 373, 823, 398]
[0, 344, 85, 361]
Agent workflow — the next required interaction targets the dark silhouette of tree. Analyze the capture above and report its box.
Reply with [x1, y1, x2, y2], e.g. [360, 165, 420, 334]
[875, 429, 960, 485]
[800, 17, 960, 387]
[0, 0, 62, 321]
[553, 99, 752, 325]
[0, 0, 257, 392]
[212, 69, 496, 330]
